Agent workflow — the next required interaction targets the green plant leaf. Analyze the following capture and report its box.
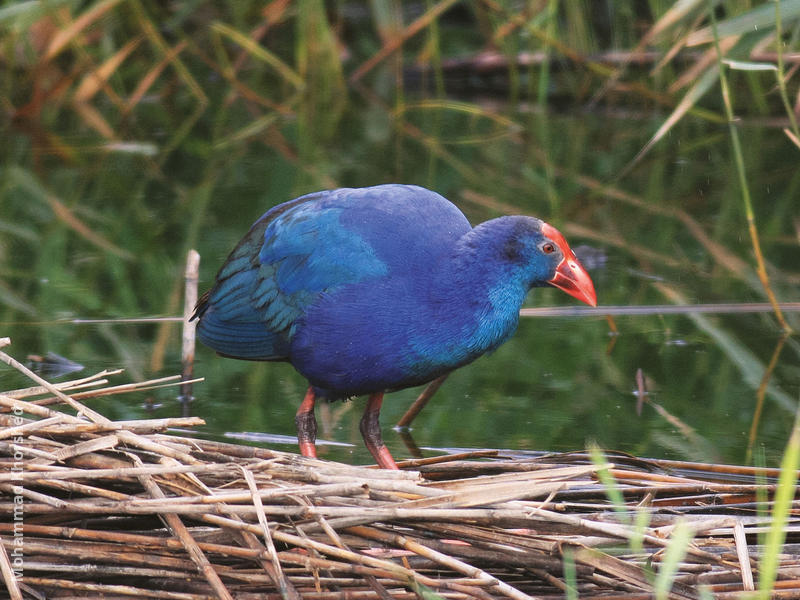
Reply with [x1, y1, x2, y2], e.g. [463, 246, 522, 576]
[724, 59, 777, 71]
[688, 0, 800, 45]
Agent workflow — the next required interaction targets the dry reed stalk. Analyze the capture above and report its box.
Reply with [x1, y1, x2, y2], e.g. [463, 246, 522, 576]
[240, 466, 299, 600]
[133, 457, 234, 600]
[2, 368, 121, 398]
[3, 340, 800, 598]
[181, 249, 200, 403]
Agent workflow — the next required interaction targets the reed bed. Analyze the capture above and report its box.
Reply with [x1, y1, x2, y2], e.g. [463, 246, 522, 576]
[2, 343, 800, 599]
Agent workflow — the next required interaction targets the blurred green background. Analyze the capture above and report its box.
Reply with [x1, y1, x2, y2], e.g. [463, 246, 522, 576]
[1, 0, 798, 467]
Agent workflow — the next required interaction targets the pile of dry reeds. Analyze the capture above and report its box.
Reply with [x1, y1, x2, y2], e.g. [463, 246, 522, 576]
[2, 338, 800, 599]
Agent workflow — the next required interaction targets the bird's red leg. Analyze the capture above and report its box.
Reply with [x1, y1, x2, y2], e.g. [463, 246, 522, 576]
[359, 392, 399, 469]
[295, 387, 318, 458]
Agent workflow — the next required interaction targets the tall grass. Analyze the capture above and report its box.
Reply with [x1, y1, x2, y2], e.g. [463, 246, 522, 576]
[709, 5, 792, 334]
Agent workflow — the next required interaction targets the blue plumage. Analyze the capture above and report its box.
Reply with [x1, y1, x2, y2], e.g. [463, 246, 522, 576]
[194, 184, 597, 468]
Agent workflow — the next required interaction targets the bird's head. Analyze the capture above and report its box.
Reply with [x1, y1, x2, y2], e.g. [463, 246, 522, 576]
[477, 216, 597, 307]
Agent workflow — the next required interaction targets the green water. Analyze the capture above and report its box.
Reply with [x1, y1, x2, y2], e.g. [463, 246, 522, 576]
[2, 42, 799, 468]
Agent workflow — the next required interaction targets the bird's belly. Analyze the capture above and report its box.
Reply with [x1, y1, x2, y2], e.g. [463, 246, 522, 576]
[289, 330, 457, 399]
[288, 288, 517, 399]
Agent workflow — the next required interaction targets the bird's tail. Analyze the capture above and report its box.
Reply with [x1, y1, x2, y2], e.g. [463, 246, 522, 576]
[190, 290, 211, 322]
[195, 306, 289, 361]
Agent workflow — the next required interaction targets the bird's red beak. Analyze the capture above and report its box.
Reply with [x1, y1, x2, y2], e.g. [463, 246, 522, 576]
[541, 223, 597, 307]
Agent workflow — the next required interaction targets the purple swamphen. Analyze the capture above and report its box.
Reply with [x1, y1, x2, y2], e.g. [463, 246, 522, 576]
[193, 185, 597, 469]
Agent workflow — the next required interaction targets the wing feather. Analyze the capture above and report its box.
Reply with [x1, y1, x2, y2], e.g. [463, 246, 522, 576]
[195, 191, 386, 360]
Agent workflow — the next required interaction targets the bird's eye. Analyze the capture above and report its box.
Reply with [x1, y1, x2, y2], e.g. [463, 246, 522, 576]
[541, 242, 556, 254]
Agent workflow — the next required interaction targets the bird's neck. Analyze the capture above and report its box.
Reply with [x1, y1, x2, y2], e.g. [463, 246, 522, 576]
[431, 224, 531, 356]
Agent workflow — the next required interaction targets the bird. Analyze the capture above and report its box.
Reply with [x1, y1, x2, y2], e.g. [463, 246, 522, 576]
[193, 184, 597, 469]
